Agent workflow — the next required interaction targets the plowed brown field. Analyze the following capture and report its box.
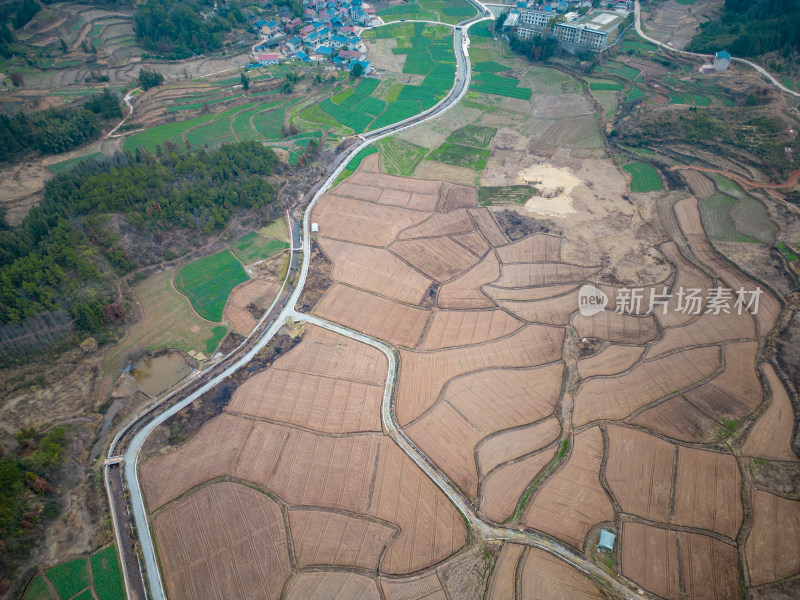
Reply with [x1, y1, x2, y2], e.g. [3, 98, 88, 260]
[673, 446, 742, 538]
[312, 195, 430, 246]
[487, 544, 525, 600]
[418, 309, 522, 350]
[495, 234, 561, 264]
[519, 547, 604, 599]
[318, 238, 433, 304]
[680, 532, 742, 600]
[605, 425, 675, 522]
[396, 326, 564, 424]
[573, 345, 720, 426]
[649, 310, 754, 357]
[469, 208, 508, 246]
[369, 442, 467, 574]
[224, 279, 280, 335]
[439, 181, 478, 211]
[152, 482, 290, 600]
[381, 570, 447, 600]
[452, 231, 490, 256]
[284, 572, 380, 600]
[477, 418, 561, 475]
[657, 242, 712, 327]
[141, 414, 254, 510]
[497, 289, 579, 325]
[288, 509, 396, 570]
[572, 310, 659, 345]
[398, 209, 475, 239]
[523, 427, 614, 548]
[437, 252, 499, 309]
[577, 345, 644, 379]
[391, 237, 480, 282]
[495, 263, 598, 288]
[485, 283, 578, 302]
[745, 490, 800, 585]
[682, 342, 761, 422]
[620, 522, 680, 600]
[481, 447, 557, 523]
[741, 364, 798, 461]
[681, 170, 715, 198]
[632, 394, 721, 442]
[314, 284, 430, 347]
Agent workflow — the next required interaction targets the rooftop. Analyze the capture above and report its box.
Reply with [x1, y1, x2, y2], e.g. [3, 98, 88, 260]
[577, 10, 625, 32]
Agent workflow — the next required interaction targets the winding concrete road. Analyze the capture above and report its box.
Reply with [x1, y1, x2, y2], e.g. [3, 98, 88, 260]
[115, 12, 656, 600]
[634, 0, 800, 99]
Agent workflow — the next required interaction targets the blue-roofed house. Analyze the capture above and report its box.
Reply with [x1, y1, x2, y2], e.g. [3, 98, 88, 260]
[349, 60, 372, 74]
[544, 5, 553, 12]
[347, 36, 361, 50]
[318, 27, 331, 39]
[557, 0, 568, 12]
[331, 17, 343, 29]
[296, 50, 312, 62]
[261, 20, 281, 36]
[286, 36, 303, 52]
[253, 18, 267, 29]
[714, 50, 730, 71]
[315, 45, 333, 57]
[332, 56, 346, 68]
[331, 34, 348, 48]
[598, 530, 616, 552]
[353, 9, 369, 24]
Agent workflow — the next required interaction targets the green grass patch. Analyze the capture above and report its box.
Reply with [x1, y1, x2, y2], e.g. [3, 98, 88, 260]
[447, 124, 496, 148]
[231, 231, 289, 264]
[375, 137, 428, 176]
[23, 576, 55, 600]
[47, 152, 104, 173]
[478, 185, 534, 206]
[385, 83, 404, 102]
[623, 162, 662, 192]
[45, 559, 90, 600]
[299, 102, 341, 129]
[90, 546, 124, 600]
[473, 61, 508, 73]
[625, 86, 645, 101]
[427, 141, 489, 170]
[345, 145, 378, 171]
[469, 19, 493, 38]
[175, 249, 249, 322]
[778, 242, 798, 261]
[332, 87, 355, 104]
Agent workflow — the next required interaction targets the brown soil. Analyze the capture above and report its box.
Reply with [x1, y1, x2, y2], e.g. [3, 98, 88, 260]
[296, 239, 333, 313]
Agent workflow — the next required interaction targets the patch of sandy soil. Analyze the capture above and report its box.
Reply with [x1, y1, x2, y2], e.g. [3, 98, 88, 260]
[517, 163, 581, 217]
[0, 161, 52, 225]
[363, 38, 406, 73]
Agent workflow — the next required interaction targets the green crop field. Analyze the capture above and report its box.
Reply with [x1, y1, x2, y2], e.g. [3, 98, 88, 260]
[72, 591, 93, 600]
[176, 250, 249, 322]
[231, 232, 289, 264]
[471, 72, 532, 99]
[626, 86, 645, 101]
[320, 97, 372, 133]
[23, 576, 55, 600]
[184, 118, 235, 147]
[376, 137, 428, 175]
[90, 546, 125, 600]
[589, 80, 623, 91]
[700, 194, 758, 242]
[427, 141, 489, 170]
[370, 100, 422, 130]
[623, 162, 662, 192]
[45, 559, 90, 600]
[447, 125, 496, 148]
[299, 102, 341, 128]
[469, 20, 493, 38]
[377, 1, 436, 21]
[354, 95, 387, 116]
[479, 185, 535, 206]
[253, 107, 287, 138]
[215, 101, 260, 120]
[232, 108, 264, 140]
[474, 61, 509, 73]
[123, 113, 215, 153]
[333, 145, 378, 186]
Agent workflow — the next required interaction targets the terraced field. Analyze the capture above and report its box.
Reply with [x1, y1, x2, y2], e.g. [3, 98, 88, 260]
[175, 249, 249, 322]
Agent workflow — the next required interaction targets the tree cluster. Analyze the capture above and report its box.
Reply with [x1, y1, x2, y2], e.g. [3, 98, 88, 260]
[509, 32, 558, 62]
[138, 67, 165, 90]
[0, 90, 122, 162]
[0, 427, 66, 583]
[688, 0, 800, 60]
[0, 141, 279, 335]
[134, 0, 248, 59]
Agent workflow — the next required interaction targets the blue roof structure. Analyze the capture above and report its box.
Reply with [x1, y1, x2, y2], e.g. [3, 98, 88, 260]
[254, 19, 267, 28]
[296, 51, 311, 62]
[332, 57, 345, 65]
[288, 36, 301, 45]
[331, 35, 348, 44]
[716, 50, 731, 60]
[266, 20, 278, 28]
[316, 45, 333, 55]
[598, 530, 616, 552]
[349, 60, 370, 71]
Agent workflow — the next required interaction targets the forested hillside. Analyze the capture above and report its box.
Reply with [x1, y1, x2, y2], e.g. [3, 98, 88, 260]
[0, 142, 279, 359]
[0, 90, 121, 162]
[688, 0, 800, 68]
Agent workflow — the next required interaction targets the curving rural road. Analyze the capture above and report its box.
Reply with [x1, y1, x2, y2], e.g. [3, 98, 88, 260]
[114, 10, 657, 600]
[634, 0, 800, 99]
